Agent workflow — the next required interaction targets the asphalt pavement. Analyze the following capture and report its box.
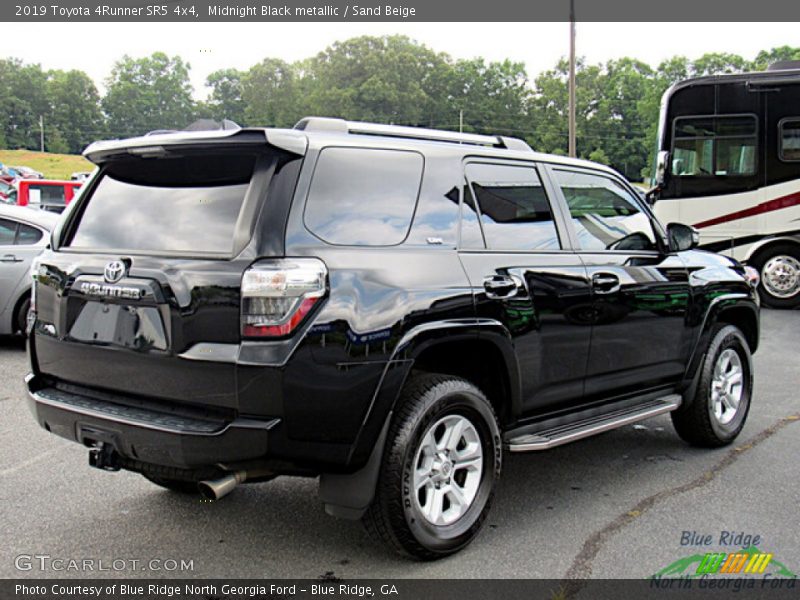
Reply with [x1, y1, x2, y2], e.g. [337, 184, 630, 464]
[0, 309, 797, 579]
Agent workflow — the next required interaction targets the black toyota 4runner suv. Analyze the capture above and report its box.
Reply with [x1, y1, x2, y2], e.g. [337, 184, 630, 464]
[26, 118, 759, 559]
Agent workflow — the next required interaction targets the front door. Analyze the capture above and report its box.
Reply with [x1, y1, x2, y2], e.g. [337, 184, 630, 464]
[548, 167, 692, 400]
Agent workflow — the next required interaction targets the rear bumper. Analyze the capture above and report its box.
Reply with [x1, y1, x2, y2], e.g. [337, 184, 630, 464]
[25, 374, 279, 469]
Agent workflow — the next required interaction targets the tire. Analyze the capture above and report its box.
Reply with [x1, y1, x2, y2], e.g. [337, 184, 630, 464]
[749, 243, 800, 309]
[672, 324, 753, 448]
[142, 474, 199, 495]
[363, 373, 501, 560]
[14, 296, 30, 337]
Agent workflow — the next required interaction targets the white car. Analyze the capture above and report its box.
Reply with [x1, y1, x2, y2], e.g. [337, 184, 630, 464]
[0, 205, 59, 335]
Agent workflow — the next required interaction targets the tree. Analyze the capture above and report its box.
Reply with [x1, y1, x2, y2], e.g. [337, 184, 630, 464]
[449, 58, 530, 135]
[206, 68, 246, 123]
[527, 58, 605, 158]
[303, 35, 452, 125]
[0, 58, 49, 150]
[102, 52, 196, 137]
[750, 46, 800, 71]
[691, 52, 747, 77]
[241, 58, 301, 127]
[47, 69, 105, 153]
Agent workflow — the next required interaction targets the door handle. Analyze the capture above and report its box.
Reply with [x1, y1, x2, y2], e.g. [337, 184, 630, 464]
[483, 275, 521, 299]
[1, 254, 22, 263]
[592, 272, 620, 295]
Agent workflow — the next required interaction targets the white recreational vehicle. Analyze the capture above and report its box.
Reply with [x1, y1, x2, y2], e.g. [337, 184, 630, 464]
[650, 62, 800, 308]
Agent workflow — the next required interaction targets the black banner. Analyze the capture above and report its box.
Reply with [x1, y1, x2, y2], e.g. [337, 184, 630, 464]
[3, 579, 799, 600]
[4, 0, 800, 22]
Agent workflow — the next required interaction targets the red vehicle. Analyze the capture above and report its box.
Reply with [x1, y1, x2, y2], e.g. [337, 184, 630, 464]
[12, 179, 82, 213]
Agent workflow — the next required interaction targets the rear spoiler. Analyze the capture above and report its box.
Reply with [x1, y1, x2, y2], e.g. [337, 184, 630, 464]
[83, 128, 308, 164]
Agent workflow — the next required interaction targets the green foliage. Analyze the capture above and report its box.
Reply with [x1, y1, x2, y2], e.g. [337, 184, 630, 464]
[0, 58, 49, 150]
[206, 68, 246, 123]
[303, 35, 452, 125]
[45, 128, 69, 154]
[102, 52, 196, 137]
[242, 58, 301, 127]
[2, 41, 800, 184]
[47, 69, 104, 153]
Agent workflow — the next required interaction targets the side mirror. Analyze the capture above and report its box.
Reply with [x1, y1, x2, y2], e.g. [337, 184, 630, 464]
[654, 150, 669, 186]
[667, 222, 700, 252]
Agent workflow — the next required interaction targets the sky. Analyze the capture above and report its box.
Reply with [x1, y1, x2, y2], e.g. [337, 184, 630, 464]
[1, 22, 798, 98]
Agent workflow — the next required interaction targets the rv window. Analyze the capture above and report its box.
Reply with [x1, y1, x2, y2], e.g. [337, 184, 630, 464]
[779, 119, 800, 162]
[672, 115, 757, 177]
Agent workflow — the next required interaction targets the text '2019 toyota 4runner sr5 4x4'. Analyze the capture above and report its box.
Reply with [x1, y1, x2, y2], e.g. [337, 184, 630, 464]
[25, 118, 760, 559]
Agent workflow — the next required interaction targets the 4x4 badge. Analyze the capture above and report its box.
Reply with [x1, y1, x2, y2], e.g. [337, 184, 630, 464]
[104, 260, 126, 283]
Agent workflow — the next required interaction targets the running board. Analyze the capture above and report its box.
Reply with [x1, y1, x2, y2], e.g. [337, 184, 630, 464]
[506, 394, 682, 452]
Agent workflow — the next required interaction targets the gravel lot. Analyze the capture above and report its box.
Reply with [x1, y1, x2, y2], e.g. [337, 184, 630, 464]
[1, 309, 797, 579]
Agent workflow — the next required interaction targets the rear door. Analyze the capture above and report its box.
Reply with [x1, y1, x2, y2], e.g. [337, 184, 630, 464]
[457, 160, 593, 415]
[547, 166, 692, 400]
[0, 218, 29, 314]
[32, 147, 298, 416]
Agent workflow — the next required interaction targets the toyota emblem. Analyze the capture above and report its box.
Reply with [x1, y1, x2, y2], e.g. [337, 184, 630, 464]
[104, 260, 126, 284]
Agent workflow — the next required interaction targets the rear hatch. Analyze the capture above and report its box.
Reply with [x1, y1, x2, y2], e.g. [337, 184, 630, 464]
[30, 130, 305, 417]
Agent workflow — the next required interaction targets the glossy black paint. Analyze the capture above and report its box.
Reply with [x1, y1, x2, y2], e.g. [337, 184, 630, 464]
[26, 129, 760, 480]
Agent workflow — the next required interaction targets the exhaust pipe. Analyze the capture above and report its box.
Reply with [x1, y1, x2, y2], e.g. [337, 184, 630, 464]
[198, 471, 247, 500]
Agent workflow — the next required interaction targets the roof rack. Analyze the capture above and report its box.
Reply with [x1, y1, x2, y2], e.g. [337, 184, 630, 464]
[294, 117, 531, 152]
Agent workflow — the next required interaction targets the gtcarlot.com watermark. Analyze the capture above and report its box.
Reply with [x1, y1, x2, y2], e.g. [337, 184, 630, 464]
[14, 554, 194, 573]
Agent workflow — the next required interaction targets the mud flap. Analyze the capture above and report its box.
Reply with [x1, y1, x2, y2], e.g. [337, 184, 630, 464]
[318, 413, 391, 520]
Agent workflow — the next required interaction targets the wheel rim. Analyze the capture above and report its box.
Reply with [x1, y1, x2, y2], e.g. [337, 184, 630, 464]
[412, 414, 483, 526]
[760, 255, 800, 299]
[710, 348, 744, 426]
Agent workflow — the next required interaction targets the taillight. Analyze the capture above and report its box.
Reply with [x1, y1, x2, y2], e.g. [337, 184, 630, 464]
[241, 258, 327, 338]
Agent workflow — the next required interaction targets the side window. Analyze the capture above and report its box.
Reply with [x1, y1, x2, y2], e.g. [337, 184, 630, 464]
[464, 163, 561, 251]
[0, 218, 17, 245]
[459, 182, 485, 248]
[671, 115, 757, 177]
[304, 147, 423, 246]
[553, 170, 657, 252]
[779, 119, 800, 162]
[17, 224, 43, 245]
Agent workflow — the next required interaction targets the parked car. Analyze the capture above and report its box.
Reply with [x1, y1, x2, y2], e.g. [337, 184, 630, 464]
[12, 179, 82, 213]
[11, 165, 44, 179]
[0, 179, 14, 203]
[25, 118, 759, 559]
[71, 171, 92, 182]
[0, 205, 58, 336]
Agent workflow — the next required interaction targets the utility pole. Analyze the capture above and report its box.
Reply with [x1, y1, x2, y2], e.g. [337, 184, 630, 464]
[39, 115, 45, 152]
[568, 0, 577, 158]
[459, 109, 463, 133]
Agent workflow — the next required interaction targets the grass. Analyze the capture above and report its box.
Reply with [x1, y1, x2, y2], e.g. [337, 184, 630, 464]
[0, 149, 93, 180]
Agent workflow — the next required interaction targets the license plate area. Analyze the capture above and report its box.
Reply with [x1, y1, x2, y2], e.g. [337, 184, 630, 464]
[67, 301, 168, 351]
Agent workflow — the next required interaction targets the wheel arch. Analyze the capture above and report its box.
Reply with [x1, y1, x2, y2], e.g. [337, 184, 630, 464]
[319, 319, 520, 520]
[10, 286, 31, 334]
[743, 234, 800, 264]
[683, 294, 759, 395]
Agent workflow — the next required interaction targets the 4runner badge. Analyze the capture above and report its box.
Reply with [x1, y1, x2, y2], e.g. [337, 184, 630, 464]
[104, 260, 126, 283]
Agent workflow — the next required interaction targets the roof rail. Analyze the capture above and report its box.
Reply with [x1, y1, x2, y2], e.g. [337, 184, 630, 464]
[294, 117, 532, 151]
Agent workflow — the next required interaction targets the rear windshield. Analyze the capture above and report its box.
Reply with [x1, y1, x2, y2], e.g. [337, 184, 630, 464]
[67, 153, 256, 255]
